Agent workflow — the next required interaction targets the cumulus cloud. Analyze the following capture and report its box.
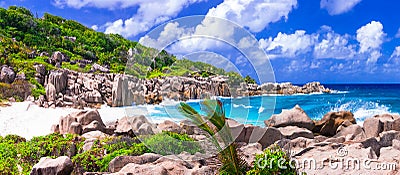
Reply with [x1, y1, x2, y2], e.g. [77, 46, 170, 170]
[313, 26, 356, 59]
[320, 0, 362, 15]
[101, 0, 204, 38]
[356, 21, 386, 65]
[259, 30, 316, 58]
[356, 21, 385, 53]
[206, 0, 297, 33]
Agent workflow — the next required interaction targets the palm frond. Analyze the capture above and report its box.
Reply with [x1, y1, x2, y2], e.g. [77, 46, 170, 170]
[178, 99, 248, 175]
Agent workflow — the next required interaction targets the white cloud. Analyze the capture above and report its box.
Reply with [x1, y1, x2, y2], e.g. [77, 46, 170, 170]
[320, 0, 361, 15]
[91, 25, 98, 31]
[101, 0, 204, 38]
[395, 28, 400, 38]
[206, 0, 298, 33]
[356, 21, 386, 65]
[366, 50, 381, 65]
[356, 21, 385, 53]
[260, 30, 316, 58]
[313, 26, 356, 59]
[391, 46, 400, 58]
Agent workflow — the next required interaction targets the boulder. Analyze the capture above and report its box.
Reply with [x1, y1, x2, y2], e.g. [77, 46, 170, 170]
[34, 64, 46, 85]
[364, 114, 400, 138]
[313, 111, 355, 136]
[378, 130, 400, 147]
[84, 90, 103, 103]
[278, 126, 314, 140]
[0, 65, 15, 84]
[157, 120, 181, 133]
[48, 70, 68, 94]
[109, 163, 168, 175]
[248, 126, 283, 149]
[69, 122, 82, 135]
[49, 51, 65, 66]
[111, 74, 145, 106]
[264, 105, 314, 130]
[30, 156, 73, 175]
[108, 153, 162, 173]
[334, 124, 366, 142]
[81, 131, 109, 140]
[115, 116, 158, 136]
[393, 139, 400, 151]
[58, 110, 106, 135]
[91, 63, 110, 73]
[363, 117, 383, 138]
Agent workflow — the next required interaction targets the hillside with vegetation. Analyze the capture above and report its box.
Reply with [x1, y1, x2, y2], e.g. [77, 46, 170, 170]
[0, 6, 247, 100]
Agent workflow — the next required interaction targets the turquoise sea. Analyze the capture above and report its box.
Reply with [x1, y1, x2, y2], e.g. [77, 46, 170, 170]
[144, 84, 400, 126]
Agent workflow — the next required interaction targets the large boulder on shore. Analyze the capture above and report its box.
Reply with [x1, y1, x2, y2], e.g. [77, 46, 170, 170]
[47, 70, 68, 94]
[108, 153, 162, 173]
[278, 126, 314, 140]
[30, 156, 73, 175]
[111, 74, 145, 107]
[264, 105, 314, 130]
[57, 110, 106, 135]
[363, 114, 400, 138]
[115, 115, 159, 136]
[0, 65, 15, 84]
[313, 111, 355, 136]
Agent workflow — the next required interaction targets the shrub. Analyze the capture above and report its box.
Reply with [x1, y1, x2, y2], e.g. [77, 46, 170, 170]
[142, 131, 203, 156]
[247, 144, 297, 175]
[72, 136, 150, 173]
[0, 133, 82, 174]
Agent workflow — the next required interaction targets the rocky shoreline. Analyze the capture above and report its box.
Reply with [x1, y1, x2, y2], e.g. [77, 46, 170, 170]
[20, 105, 400, 174]
[1, 65, 332, 108]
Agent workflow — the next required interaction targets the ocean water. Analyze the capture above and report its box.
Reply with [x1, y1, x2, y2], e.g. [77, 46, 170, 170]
[144, 84, 400, 126]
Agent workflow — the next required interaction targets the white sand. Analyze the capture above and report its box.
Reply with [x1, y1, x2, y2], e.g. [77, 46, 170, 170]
[0, 101, 183, 140]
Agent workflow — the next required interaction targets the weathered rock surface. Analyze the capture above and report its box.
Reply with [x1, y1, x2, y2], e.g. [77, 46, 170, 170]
[30, 156, 73, 175]
[0, 65, 16, 84]
[278, 126, 314, 140]
[157, 120, 181, 133]
[313, 111, 356, 136]
[108, 153, 162, 173]
[55, 110, 107, 135]
[265, 105, 314, 130]
[239, 81, 330, 96]
[363, 114, 400, 138]
[115, 115, 159, 136]
[108, 152, 216, 175]
[38, 68, 329, 108]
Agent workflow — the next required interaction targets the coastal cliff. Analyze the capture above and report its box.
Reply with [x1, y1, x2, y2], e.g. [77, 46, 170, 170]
[26, 68, 331, 108]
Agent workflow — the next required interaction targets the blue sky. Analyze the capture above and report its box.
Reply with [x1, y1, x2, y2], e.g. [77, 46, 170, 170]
[1, 0, 400, 83]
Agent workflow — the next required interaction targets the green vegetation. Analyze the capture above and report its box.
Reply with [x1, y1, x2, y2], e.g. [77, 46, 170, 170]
[0, 131, 203, 174]
[244, 75, 256, 84]
[178, 99, 248, 174]
[0, 6, 252, 100]
[142, 131, 203, 155]
[0, 133, 82, 174]
[247, 144, 297, 175]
